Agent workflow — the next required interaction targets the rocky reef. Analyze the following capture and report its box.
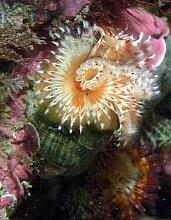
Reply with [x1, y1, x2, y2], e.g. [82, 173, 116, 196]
[0, 1, 171, 220]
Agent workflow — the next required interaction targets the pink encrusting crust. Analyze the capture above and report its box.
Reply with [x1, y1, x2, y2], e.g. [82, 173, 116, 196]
[0, 124, 39, 218]
[87, 2, 169, 70]
[0, 156, 30, 217]
[122, 8, 169, 69]
[60, 0, 88, 17]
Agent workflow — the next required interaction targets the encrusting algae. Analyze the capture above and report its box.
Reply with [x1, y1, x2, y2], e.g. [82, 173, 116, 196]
[34, 21, 159, 142]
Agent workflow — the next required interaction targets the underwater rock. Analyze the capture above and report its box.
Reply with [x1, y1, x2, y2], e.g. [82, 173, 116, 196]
[0, 135, 34, 220]
[0, 156, 31, 220]
[60, 0, 88, 17]
[0, 117, 39, 219]
[12, 123, 40, 156]
[0, 1, 170, 219]
[0, 2, 33, 29]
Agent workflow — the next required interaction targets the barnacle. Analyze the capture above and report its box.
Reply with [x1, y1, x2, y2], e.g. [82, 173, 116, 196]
[35, 22, 158, 140]
[89, 145, 159, 220]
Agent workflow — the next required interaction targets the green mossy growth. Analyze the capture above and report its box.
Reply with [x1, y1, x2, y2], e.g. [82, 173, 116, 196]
[141, 115, 171, 148]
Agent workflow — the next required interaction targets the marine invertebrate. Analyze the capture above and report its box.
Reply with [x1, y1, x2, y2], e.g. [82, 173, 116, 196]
[89, 145, 159, 220]
[123, 8, 169, 70]
[110, 148, 159, 219]
[36, 124, 111, 176]
[34, 22, 159, 142]
[60, 178, 105, 220]
[87, 1, 169, 70]
[60, 144, 159, 220]
[25, 93, 113, 176]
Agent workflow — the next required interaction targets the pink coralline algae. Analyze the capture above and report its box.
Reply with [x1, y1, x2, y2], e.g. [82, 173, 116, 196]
[12, 123, 40, 156]
[0, 124, 39, 219]
[123, 8, 169, 69]
[0, 127, 12, 139]
[87, 2, 169, 70]
[60, 0, 88, 17]
[162, 149, 171, 177]
[0, 157, 30, 219]
[9, 93, 25, 122]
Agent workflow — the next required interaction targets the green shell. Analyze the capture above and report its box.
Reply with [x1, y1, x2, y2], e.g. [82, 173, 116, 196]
[141, 115, 171, 148]
[25, 90, 113, 177]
